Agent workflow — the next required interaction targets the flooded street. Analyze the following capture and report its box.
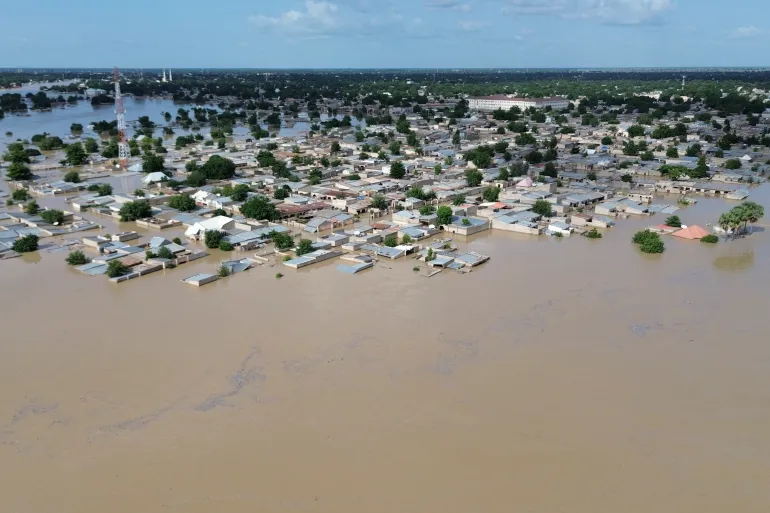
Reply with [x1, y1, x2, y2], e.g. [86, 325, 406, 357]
[1, 183, 769, 512]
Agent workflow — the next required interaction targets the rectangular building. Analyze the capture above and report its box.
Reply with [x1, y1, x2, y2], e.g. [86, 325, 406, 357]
[468, 95, 570, 112]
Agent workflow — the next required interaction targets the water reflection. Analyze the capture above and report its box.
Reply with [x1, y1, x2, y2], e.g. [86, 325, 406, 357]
[713, 250, 755, 272]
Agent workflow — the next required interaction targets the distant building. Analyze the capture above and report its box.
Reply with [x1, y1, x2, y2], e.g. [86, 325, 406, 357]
[468, 95, 569, 112]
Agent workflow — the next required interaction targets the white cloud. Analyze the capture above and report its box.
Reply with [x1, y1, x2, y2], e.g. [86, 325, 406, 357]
[250, 1, 441, 40]
[426, 0, 472, 11]
[249, 1, 340, 36]
[730, 26, 762, 39]
[502, 0, 674, 25]
[459, 20, 489, 31]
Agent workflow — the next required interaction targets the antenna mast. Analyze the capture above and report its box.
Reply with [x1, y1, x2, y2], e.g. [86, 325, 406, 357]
[114, 67, 129, 169]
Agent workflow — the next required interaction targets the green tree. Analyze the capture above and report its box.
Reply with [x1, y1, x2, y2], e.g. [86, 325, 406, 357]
[168, 194, 196, 212]
[11, 189, 29, 201]
[204, 230, 226, 249]
[587, 171, 597, 181]
[186, 171, 207, 187]
[627, 125, 645, 137]
[218, 242, 234, 252]
[25, 200, 39, 215]
[482, 186, 500, 202]
[3, 142, 30, 164]
[40, 209, 65, 225]
[65, 142, 87, 166]
[666, 146, 679, 158]
[84, 138, 99, 153]
[6, 162, 32, 180]
[383, 233, 398, 247]
[12, 234, 39, 253]
[296, 239, 314, 256]
[270, 231, 294, 250]
[389, 141, 401, 155]
[419, 204, 436, 216]
[665, 215, 682, 228]
[452, 131, 461, 147]
[241, 196, 278, 221]
[724, 159, 742, 170]
[97, 184, 113, 197]
[330, 141, 341, 153]
[119, 200, 152, 221]
[532, 199, 553, 217]
[621, 173, 633, 183]
[389, 161, 406, 179]
[63, 170, 81, 183]
[541, 162, 557, 178]
[142, 153, 165, 173]
[452, 194, 466, 206]
[601, 136, 613, 145]
[436, 205, 453, 225]
[156, 246, 175, 259]
[465, 169, 483, 187]
[65, 250, 89, 265]
[371, 194, 389, 210]
[274, 186, 291, 200]
[200, 155, 236, 179]
[701, 234, 718, 243]
[106, 260, 129, 278]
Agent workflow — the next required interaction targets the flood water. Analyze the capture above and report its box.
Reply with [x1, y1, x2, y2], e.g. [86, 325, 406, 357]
[1, 176, 770, 511]
[0, 94, 360, 152]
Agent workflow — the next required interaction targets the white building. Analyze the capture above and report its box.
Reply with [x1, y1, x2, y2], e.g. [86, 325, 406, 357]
[467, 95, 570, 112]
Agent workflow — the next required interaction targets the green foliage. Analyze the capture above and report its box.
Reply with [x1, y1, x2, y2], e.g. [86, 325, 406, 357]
[585, 228, 602, 239]
[389, 161, 406, 179]
[718, 201, 764, 236]
[11, 188, 29, 201]
[274, 186, 291, 200]
[383, 233, 398, 247]
[106, 260, 129, 278]
[134, 189, 145, 197]
[724, 159, 742, 170]
[119, 200, 152, 221]
[700, 234, 719, 243]
[218, 263, 231, 277]
[221, 183, 250, 202]
[3, 142, 30, 164]
[621, 173, 633, 183]
[275, 273, 283, 279]
[601, 136, 613, 145]
[40, 209, 65, 225]
[200, 155, 236, 180]
[461, 218, 471, 226]
[142, 153, 165, 173]
[436, 205, 453, 225]
[63, 170, 81, 183]
[587, 171, 597, 181]
[84, 138, 99, 153]
[482, 186, 500, 202]
[419, 204, 436, 216]
[218, 241, 234, 252]
[204, 230, 226, 249]
[666, 146, 679, 158]
[664, 215, 682, 228]
[627, 125, 645, 137]
[632, 230, 665, 253]
[96, 184, 113, 197]
[6, 162, 32, 181]
[270, 231, 295, 250]
[168, 194, 196, 212]
[64, 142, 88, 166]
[296, 239, 314, 256]
[172, 237, 182, 245]
[186, 171, 207, 187]
[12, 234, 39, 253]
[452, 194, 466, 206]
[465, 169, 483, 187]
[25, 200, 39, 215]
[371, 194, 389, 210]
[66, 250, 89, 265]
[156, 246, 174, 259]
[241, 195, 278, 221]
[532, 199, 553, 217]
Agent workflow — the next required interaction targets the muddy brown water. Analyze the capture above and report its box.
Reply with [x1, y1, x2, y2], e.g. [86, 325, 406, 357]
[1, 184, 770, 513]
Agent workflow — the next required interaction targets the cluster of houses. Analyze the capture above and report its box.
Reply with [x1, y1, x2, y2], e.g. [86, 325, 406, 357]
[3, 87, 769, 273]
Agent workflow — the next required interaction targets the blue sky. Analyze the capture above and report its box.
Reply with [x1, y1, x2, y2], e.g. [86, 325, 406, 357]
[2, 0, 768, 68]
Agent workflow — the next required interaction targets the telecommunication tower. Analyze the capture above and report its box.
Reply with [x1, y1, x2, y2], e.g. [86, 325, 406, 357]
[113, 67, 130, 169]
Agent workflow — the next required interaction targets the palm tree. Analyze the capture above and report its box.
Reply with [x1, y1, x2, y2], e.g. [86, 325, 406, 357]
[740, 201, 764, 234]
